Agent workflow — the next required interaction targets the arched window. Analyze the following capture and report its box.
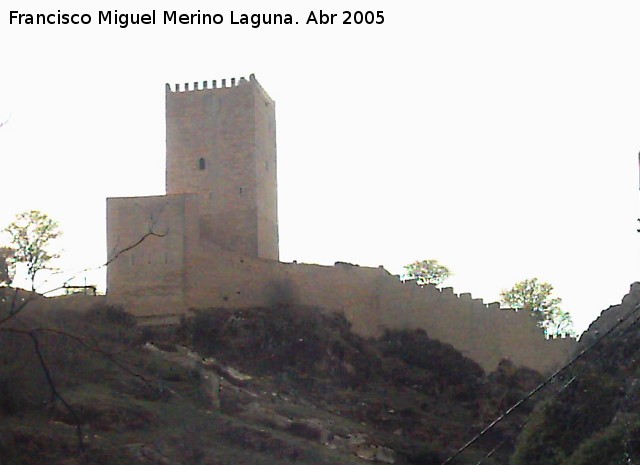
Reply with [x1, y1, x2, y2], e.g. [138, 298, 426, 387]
[198, 158, 206, 170]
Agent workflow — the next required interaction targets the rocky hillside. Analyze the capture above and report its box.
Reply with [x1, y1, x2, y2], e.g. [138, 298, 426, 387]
[511, 283, 640, 465]
[0, 299, 544, 465]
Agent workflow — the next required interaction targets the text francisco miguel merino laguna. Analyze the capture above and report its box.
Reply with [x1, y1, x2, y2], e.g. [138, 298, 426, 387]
[9, 9, 385, 28]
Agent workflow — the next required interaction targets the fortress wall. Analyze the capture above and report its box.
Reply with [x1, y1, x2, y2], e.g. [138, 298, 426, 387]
[0, 289, 107, 318]
[251, 77, 279, 261]
[372, 279, 503, 367]
[280, 263, 385, 328]
[372, 279, 575, 371]
[492, 309, 577, 371]
[184, 243, 382, 323]
[185, 243, 269, 310]
[29, 294, 108, 314]
[182, 247, 577, 372]
[109, 222, 577, 373]
[106, 194, 199, 316]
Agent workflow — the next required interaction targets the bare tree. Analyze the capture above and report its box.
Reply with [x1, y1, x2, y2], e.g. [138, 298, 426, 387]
[0, 226, 164, 453]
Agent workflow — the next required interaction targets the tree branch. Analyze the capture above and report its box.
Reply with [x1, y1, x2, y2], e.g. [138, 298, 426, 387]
[40, 227, 166, 297]
[0, 289, 37, 325]
[0, 327, 86, 452]
[0, 226, 168, 457]
[30, 327, 155, 389]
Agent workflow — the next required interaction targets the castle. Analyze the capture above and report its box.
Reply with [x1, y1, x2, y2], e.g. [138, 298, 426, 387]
[106, 75, 576, 373]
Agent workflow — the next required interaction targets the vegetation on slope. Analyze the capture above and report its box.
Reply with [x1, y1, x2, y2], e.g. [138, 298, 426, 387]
[0, 300, 544, 465]
[511, 300, 640, 465]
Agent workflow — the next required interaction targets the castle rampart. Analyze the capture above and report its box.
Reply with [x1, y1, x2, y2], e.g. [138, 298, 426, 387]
[109, 229, 575, 372]
[106, 75, 577, 374]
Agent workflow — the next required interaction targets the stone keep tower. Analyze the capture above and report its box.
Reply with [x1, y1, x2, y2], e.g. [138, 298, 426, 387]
[166, 74, 279, 260]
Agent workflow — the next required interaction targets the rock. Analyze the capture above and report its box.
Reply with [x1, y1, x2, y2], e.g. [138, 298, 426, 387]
[375, 446, 397, 463]
[355, 446, 377, 461]
[581, 282, 640, 345]
[202, 357, 253, 386]
[327, 434, 348, 451]
[288, 418, 332, 443]
[242, 402, 292, 430]
[354, 445, 397, 463]
[49, 398, 157, 432]
[612, 412, 640, 427]
[348, 432, 368, 447]
[200, 372, 221, 410]
[124, 443, 175, 465]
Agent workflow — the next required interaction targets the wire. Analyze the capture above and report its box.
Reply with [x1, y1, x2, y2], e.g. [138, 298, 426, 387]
[441, 302, 640, 465]
[473, 374, 578, 465]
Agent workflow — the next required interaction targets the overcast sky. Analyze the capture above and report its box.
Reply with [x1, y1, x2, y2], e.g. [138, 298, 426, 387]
[2, 0, 639, 332]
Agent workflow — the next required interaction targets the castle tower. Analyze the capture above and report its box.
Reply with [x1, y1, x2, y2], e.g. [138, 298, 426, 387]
[165, 75, 279, 260]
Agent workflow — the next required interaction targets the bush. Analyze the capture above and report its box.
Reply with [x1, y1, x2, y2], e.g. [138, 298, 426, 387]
[287, 421, 324, 441]
[511, 372, 621, 465]
[406, 446, 445, 465]
[563, 423, 629, 465]
[86, 305, 137, 327]
[0, 375, 27, 415]
[0, 332, 51, 415]
[377, 329, 484, 400]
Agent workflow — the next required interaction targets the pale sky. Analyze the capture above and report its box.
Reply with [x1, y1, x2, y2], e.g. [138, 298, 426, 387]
[2, 1, 639, 332]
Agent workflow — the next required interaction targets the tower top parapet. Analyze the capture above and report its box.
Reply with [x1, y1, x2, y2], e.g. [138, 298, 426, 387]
[165, 73, 258, 93]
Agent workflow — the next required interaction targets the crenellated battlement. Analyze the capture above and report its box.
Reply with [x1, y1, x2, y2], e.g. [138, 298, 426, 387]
[165, 73, 256, 93]
[400, 278, 500, 311]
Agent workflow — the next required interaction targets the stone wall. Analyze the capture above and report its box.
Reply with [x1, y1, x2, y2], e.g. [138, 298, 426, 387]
[178, 241, 577, 373]
[106, 194, 199, 315]
[0, 288, 107, 316]
[9, 259, 578, 374]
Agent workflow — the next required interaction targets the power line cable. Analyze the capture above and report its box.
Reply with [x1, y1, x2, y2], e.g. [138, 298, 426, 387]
[441, 301, 640, 465]
[474, 373, 579, 465]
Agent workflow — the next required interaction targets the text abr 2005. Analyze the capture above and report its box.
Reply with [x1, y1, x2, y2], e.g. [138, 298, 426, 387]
[343, 11, 384, 25]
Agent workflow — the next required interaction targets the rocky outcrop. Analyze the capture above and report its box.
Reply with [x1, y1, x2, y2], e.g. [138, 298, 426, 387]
[580, 282, 640, 346]
[511, 283, 640, 465]
[124, 444, 176, 465]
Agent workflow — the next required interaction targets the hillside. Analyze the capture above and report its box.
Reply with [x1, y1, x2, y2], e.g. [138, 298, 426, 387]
[0, 298, 544, 465]
[510, 283, 640, 465]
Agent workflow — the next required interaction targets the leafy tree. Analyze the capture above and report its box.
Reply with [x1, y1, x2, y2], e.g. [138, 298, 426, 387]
[3, 211, 61, 291]
[0, 247, 15, 285]
[500, 278, 574, 337]
[404, 259, 451, 286]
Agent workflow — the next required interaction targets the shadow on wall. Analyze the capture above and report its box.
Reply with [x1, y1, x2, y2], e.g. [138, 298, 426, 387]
[266, 279, 298, 307]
